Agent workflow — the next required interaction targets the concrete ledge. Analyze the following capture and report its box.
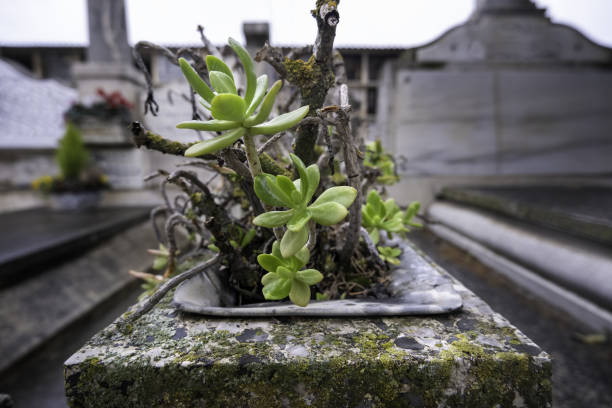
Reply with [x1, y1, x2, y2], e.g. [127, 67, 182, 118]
[439, 186, 612, 246]
[0, 189, 163, 214]
[0, 207, 151, 286]
[428, 202, 612, 312]
[429, 223, 612, 333]
[0, 221, 157, 373]
[64, 253, 551, 407]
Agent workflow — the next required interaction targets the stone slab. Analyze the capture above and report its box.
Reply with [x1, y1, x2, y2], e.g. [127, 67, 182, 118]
[428, 201, 612, 317]
[0, 220, 157, 374]
[64, 248, 551, 407]
[0, 207, 151, 286]
[439, 185, 612, 246]
[429, 222, 612, 333]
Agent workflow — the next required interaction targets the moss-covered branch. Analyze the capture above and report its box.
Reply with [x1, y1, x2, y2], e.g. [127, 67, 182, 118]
[129, 122, 215, 159]
[277, 1, 339, 165]
[260, 152, 291, 177]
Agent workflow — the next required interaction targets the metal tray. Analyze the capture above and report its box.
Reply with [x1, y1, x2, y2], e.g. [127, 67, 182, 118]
[172, 239, 463, 317]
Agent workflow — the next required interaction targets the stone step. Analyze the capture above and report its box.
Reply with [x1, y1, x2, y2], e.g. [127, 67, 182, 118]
[0, 220, 157, 374]
[64, 250, 551, 407]
[439, 185, 612, 247]
[0, 206, 151, 287]
[428, 201, 612, 332]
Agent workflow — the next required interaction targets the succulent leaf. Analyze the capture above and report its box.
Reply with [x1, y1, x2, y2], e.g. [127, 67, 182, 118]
[209, 71, 237, 95]
[257, 254, 283, 273]
[254, 175, 288, 207]
[210, 93, 246, 122]
[304, 165, 320, 203]
[176, 119, 240, 132]
[205, 55, 234, 81]
[276, 266, 294, 280]
[312, 186, 357, 209]
[249, 106, 309, 136]
[184, 127, 246, 157]
[245, 75, 269, 117]
[309, 201, 348, 226]
[367, 190, 385, 216]
[286, 209, 312, 232]
[253, 209, 295, 228]
[289, 153, 310, 199]
[178, 57, 214, 103]
[384, 199, 400, 217]
[294, 246, 310, 268]
[289, 279, 311, 307]
[244, 80, 283, 127]
[261, 271, 278, 286]
[280, 226, 309, 258]
[276, 175, 298, 203]
[262, 276, 292, 300]
[369, 228, 380, 245]
[262, 174, 294, 207]
[228, 37, 256, 105]
[295, 269, 323, 286]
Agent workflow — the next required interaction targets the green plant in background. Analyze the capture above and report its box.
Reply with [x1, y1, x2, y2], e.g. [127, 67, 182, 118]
[176, 38, 309, 163]
[253, 154, 357, 259]
[403, 201, 423, 230]
[31, 122, 109, 194]
[56, 122, 89, 180]
[258, 241, 323, 306]
[377, 246, 402, 265]
[364, 140, 399, 185]
[361, 190, 420, 244]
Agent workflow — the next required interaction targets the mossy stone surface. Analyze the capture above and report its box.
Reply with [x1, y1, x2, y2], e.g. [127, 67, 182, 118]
[65, 266, 551, 407]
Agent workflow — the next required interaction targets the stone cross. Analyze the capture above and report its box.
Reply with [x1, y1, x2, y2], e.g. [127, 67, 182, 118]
[86, 0, 132, 63]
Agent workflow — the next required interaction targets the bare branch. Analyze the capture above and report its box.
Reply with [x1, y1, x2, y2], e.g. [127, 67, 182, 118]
[334, 84, 363, 262]
[257, 132, 286, 155]
[197, 25, 222, 58]
[150, 206, 168, 243]
[287, 45, 313, 60]
[332, 49, 347, 85]
[129, 122, 216, 159]
[254, 42, 288, 78]
[117, 255, 221, 330]
[313, 1, 339, 64]
[290, 1, 339, 164]
[360, 227, 385, 270]
[163, 213, 198, 277]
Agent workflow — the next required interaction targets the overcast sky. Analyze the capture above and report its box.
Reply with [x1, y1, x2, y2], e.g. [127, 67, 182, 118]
[1, 0, 611, 48]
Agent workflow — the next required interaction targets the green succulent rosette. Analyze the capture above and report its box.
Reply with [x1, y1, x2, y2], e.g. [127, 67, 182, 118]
[176, 38, 309, 157]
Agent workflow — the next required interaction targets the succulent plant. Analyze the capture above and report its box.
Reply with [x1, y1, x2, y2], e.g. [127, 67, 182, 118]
[363, 140, 399, 185]
[176, 38, 309, 157]
[361, 190, 420, 244]
[253, 154, 357, 258]
[257, 241, 323, 306]
[403, 201, 422, 229]
[377, 246, 402, 266]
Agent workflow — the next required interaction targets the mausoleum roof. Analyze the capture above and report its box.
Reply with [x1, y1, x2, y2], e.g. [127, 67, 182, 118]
[0, 58, 77, 149]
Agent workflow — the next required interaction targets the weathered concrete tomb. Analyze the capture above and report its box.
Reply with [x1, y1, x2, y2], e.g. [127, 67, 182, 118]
[65, 254, 551, 407]
[385, 0, 612, 206]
